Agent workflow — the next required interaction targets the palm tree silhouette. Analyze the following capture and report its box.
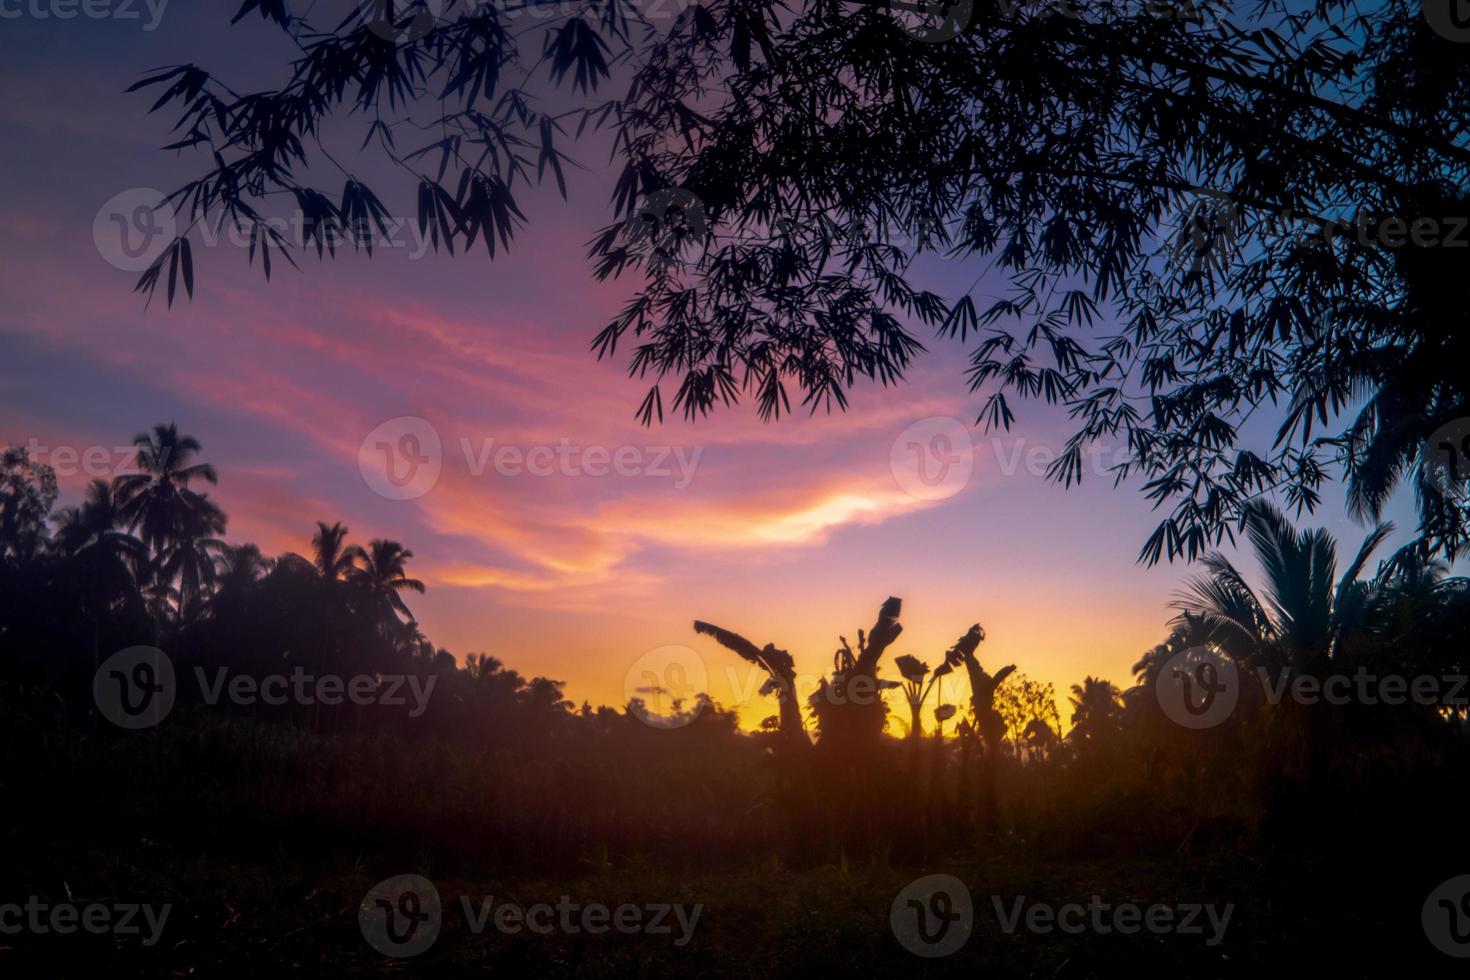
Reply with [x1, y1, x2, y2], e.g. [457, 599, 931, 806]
[298, 520, 364, 695]
[54, 479, 143, 579]
[114, 423, 218, 559]
[158, 493, 226, 622]
[1021, 718, 1060, 763]
[354, 539, 425, 626]
[1170, 500, 1393, 675]
[309, 521, 361, 581]
[1323, 192, 1470, 559]
[1131, 616, 1212, 687]
[1068, 677, 1124, 749]
[111, 424, 222, 629]
[213, 543, 272, 592]
[55, 479, 145, 688]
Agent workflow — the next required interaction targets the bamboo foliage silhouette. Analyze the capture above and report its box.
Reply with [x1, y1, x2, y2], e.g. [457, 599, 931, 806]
[129, 0, 1470, 582]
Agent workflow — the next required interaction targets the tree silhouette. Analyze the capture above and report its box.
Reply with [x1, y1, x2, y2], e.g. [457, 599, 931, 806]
[54, 479, 144, 594]
[158, 493, 227, 623]
[1068, 676, 1124, 750]
[588, 0, 1470, 567]
[993, 671, 1062, 761]
[1020, 717, 1061, 765]
[354, 538, 426, 629]
[0, 446, 57, 564]
[1130, 616, 1211, 687]
[129, 3, 1470, 566]
[115, 423, 219, 559]
[54, 479, 146, 683]
[1170, 500, 1393, 675]
[213, 542, 272, 592]
[307, 520, 360, 582]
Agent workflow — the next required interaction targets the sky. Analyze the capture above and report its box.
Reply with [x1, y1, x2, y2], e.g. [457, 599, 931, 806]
[0, 3, 1433, 731]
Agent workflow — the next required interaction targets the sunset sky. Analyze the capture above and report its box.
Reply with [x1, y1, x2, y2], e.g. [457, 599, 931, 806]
[0, 5, 1433, 730]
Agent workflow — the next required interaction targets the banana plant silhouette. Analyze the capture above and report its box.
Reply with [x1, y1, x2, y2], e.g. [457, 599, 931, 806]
[807, 597, 904, 756]
[893, 655, 932, 742]
[940, 623, 1014, 831]
[694, 596, 906, 755]
[692, 620, 810, 751]
[941, 624, 1015, 752]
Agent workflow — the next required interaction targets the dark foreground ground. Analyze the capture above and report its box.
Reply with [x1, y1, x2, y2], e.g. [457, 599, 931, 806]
[0, 832, 1453, 978]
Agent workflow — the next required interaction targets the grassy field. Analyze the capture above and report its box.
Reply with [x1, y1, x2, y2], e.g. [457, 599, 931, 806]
[2, 831, 1446, 977]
